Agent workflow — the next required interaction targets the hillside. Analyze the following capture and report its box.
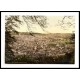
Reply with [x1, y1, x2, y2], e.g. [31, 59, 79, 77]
[5, 33, 75, 64]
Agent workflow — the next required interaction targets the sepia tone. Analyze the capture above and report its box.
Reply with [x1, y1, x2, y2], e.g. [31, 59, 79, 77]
[5, 15, 75, 64]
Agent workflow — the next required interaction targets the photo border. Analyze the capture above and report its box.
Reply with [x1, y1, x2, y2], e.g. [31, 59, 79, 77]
[0, 11, 79, 69]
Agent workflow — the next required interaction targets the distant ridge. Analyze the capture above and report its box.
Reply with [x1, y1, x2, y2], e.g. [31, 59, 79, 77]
[10, 31, 73, 35]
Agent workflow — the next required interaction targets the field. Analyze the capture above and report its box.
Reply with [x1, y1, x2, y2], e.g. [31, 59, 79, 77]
[5, 32, 75, 64]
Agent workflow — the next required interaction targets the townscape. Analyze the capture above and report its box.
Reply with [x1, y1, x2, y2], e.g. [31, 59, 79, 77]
[5, 32, 75, 64]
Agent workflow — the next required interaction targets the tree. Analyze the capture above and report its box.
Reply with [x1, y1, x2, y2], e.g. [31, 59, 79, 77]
[58, 16, 75, 30]
[22, 16, 47, 33]
[58, 16, 75, 41]
[5, 15, 75, 63]
[5, 15, 48, 63]
[5, 16, 22, 63]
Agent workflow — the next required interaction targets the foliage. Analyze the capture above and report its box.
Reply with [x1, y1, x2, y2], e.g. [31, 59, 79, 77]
[58, 16, 75, 29]
[5, 15, 48, 63]
[5, 15, 75, 64]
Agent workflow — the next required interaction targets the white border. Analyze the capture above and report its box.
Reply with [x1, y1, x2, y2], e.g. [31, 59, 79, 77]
[1, 12, 79, 68]
[1, 12, 78, 16]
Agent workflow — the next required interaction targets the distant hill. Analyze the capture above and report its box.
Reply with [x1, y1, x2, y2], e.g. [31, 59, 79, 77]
[10, 31, 73, 35]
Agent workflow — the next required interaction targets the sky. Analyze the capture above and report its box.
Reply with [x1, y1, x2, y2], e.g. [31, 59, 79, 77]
[14, 16, 75, 33]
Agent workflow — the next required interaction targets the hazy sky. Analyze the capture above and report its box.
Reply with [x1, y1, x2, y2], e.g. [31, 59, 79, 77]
[14, 16, 75, 33]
